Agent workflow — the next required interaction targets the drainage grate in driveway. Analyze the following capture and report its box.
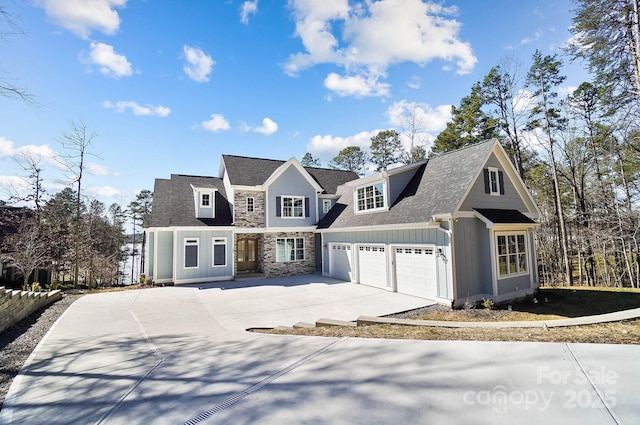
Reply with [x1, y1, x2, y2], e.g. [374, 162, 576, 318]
[181, 337, 348, 425]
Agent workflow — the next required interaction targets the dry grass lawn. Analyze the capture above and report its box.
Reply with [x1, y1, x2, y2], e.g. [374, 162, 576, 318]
[259, 286, 640, 344]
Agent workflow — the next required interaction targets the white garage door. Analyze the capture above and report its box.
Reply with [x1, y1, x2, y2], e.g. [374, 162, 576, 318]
[329, 244, 353, 282]
[395, 246, 437, 299]
[357, 245, 388, 289]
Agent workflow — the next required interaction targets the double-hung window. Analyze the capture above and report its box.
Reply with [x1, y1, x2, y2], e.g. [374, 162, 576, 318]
[184, 238, 199, 268]
[282, 196, 304, 218]
[496, 232, 528, 278]
[323, 199, 332, 214]
[212, 238, 227, 267]
[356, 182, 385, 212]
[276, 238, 304, 262]
[201, 193, 211, 207]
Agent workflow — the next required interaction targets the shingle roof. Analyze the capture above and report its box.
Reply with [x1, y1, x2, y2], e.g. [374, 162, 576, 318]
[221, 155, 359, 194]
[317, 140, 497, 229]
[474, 208, 536, 224]
[146, 174, 232, 227]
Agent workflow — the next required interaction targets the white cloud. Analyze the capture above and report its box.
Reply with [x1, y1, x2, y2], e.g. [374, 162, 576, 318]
[37, 0, 127, 38]
[407, 76, 421, 89]
[324, 73, 389, 97]
[253, 118, 278, 135]
[183, 45, 215, 83]
[521, 30, 542, 45]
[87, 42, 133, 78]
[85, 186, 121, 198]
[103, 100, 171, 117]
[240, 1, 259, 24]
[0, 136, 58, 166]
[86, 162, 112, 176]
[201, 114, 231, 132]
[559, 85, 578, 97]
[306, 130, 375, 163]
[285, 0, 477, 97]
[386, 100, 451, 133]
[0, 137, 14, 158]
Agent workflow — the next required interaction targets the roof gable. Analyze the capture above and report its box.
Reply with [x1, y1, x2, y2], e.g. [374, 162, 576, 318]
[263, 158, 323, 193]
[221, 154, 359, 194]
[318, 139, 538, 230]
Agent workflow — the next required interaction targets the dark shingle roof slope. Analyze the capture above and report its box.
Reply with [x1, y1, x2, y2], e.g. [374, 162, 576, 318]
[474, 208, 535, 224]
[221, 155, 358, 194]
[318, 140, 497, 229]
[146, 174, 232, 227]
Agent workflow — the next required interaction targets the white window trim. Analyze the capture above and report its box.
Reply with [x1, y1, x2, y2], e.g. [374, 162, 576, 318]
[323, 199, 332, 214]
[246, 197, 255, 213]
[200, 193, 212, 208]
[212, 237, 227, 267]
[184, 238, 199, 269]
[276, 237, 305, 262]
[488, 167, 500, 196]
[495, 231, 529, 279]
[354, 181, 387, 213]
[281, 195, 305, 219]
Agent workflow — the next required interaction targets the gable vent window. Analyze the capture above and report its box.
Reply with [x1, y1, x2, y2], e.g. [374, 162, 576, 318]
[484, 167, 505, 196]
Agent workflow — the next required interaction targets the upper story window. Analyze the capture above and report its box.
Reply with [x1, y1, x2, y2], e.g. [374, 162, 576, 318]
[246, 197, 255, 213]
[282, 196, 304, 218]
[356, 182, 385, 212]
[201, 193, 211, 207]
[323, 199, 332, 214]
[484, 167, 504, 196]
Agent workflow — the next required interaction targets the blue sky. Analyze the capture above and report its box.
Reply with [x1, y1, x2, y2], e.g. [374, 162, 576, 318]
[0, 0, 587, 212]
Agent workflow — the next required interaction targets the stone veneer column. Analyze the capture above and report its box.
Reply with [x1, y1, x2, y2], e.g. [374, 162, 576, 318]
[234, 190, 265, 227]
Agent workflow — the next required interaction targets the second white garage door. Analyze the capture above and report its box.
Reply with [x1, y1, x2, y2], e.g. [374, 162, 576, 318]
[357, 245, 388, 289]
[395, 246, 438, 299]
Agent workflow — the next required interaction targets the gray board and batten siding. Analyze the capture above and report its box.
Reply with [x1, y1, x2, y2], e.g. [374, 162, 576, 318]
[459, 153, 527, 212]
[267, 165, 318, 227]
[322, 227, 453, 299]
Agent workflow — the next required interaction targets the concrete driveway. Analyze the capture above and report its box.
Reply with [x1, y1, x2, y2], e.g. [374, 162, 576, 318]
[1, 275, 638, 425]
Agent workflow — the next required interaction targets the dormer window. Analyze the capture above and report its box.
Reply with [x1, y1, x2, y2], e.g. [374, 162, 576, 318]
[356, 182, 385, 212]
[201, 193, 211, 207]
[191, 184, 217, 219]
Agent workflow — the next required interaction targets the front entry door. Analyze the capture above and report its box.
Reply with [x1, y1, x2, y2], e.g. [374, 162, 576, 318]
[237, 238, 258, 272]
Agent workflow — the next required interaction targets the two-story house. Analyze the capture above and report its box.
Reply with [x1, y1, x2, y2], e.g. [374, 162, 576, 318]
[143, 156, 358, 285]
[144, 139, 541, 306]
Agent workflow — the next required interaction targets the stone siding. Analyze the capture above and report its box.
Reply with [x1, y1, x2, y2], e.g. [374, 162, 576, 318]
[234, 190, 265, 227]
[262, 232, 315, 277]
